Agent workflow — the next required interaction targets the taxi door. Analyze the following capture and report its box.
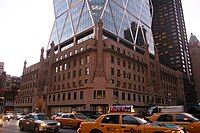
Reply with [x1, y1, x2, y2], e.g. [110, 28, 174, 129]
[121, 115, 144, 133]
[57, 114, 70, 126]
[68, 114, 78, 127]
[99, 114, 121, 133]
[174, 114, 193, 130]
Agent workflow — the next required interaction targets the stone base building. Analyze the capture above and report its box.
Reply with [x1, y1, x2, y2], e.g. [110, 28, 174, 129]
[14, 23, 185, 114]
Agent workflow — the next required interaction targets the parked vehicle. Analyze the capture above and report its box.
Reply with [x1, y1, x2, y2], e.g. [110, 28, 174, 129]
[150, 112, 200, 132]
[13, 113, 25, 120]
[55, 113, 92, 128]
[51, 113, 66, 120]
[77, 112, 185, 133]
[76, 110, 101, 119]
[3, 112, 14, 121]
[18, 113, 60, 132]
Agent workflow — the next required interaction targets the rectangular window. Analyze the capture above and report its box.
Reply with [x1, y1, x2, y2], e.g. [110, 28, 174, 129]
[53, 95, 55, 101]
[133, 94, 136, 101]
[86, 68, 90, 75]
[49, 95, 51, 101]
[80, 91, 84, 99]
[128, 93, 131, 101]
[122, 92, 125, 100]
[111, 68, 114, 75]
[86, 55, 90, 63]
[62, 93, 65, 101]
[57, 94, 60, 101]
[111, 56, 114, 63]
[74, 92, 77, 100]
[138, 95, 141, 102]
[97, 90, 102, 99]
[93, 90, 96, 99]
[79, 69, 82, 76]
[68, 93, 71, 100]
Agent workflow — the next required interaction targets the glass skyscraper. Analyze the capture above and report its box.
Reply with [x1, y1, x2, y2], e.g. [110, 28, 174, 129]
[48, 0, 155, 54]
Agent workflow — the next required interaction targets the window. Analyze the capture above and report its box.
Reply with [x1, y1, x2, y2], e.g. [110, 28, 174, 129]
[122, 115, 139, 125]
[128, 93, 131, 101]
[111, 56, 114, 63]
[175, 114, 196, 122]
[133, 94, 136, 101]
[74, 92, 77, 100]
[57, 94, 60, 101]
[49, 95, 51, 101]
[80, 47, 83, 52]
[157, 114, 173, 122]
[111, 68, 114, 75]
[97, 90, 103, 99]
[80, 58, 84, 65]
[79, 69, 82, 76]
[68, 93, 71, 100]
[94, 90, 105, 99]
[101, 115, 119, 124]
[62, 93, 65, 101]
[122, 92, 125, 100]
[80, 91, 84, 99]
[53, 95, 55, 101]
[86, 55, 90, 63]
[86, 68, 90, 75]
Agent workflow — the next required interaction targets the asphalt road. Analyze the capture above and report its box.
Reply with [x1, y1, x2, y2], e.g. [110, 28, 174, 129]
[0, 119, 77, 133]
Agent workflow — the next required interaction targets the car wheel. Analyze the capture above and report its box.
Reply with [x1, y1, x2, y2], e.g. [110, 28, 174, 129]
[34, 125, 40, 133]
[0, 124, 2, 127]
[19, 124, 24, 131]
[90, 129, 103, 133]
[77, 123, 81, 128]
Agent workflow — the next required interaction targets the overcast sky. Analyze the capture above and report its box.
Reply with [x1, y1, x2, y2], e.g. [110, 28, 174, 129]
[0, 0, 199, 77]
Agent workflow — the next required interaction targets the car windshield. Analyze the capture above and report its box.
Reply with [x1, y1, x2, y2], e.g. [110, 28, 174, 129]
[75, 113, 89, 119]
[36, 115, 51, 120]
[184, 113, 199, 122]
[134, 117, 148, 124]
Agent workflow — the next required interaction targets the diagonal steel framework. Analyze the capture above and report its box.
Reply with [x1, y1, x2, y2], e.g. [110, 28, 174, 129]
[47, 0, 154, 54]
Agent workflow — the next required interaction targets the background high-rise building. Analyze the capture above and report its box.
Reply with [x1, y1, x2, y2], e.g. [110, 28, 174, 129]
[189, 34, 200, 103]
[48, 0, 155, 55]
[152, 0, 196, 105]
[0, 62, 4, 75]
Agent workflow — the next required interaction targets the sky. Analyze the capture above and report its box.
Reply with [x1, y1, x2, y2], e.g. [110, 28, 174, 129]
[0, 0, 200, 77]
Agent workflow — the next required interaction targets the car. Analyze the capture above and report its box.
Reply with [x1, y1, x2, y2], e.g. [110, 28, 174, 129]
[0, 114, 3, 127]
[55, 113, 92, 129]
[77, 112, 185, 133]
[51, 113, 66, 120]
[150, 112, 200, 133]
[13, 113, 25, 120]
[2, 112, 14, 121]
[18, 113, 60, 132]
[76, 110, 101, 119]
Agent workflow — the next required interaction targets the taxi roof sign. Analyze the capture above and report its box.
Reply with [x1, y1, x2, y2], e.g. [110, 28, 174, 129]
[109, 105, 135, 113]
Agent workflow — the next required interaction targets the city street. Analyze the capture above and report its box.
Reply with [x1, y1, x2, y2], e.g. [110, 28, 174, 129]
[0, 119, 76, 133]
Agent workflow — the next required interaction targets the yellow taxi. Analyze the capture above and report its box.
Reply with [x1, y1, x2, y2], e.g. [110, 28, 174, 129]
[55, 113, 91, 128]
[77, 106, 185, 133]
[150, 112, 200, 133]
